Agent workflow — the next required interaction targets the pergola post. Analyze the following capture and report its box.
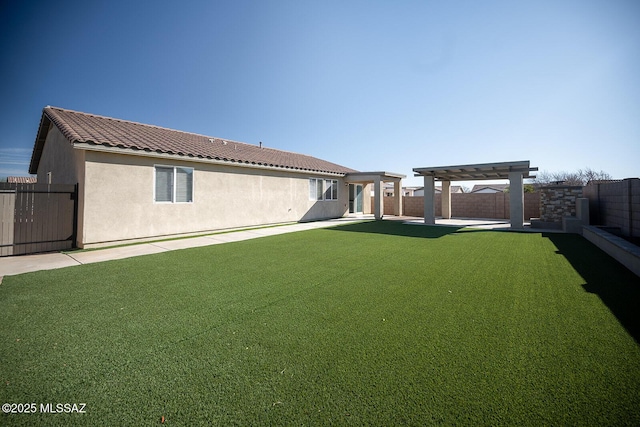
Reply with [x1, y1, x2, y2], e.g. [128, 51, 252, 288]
[509, 171, 524, 229]
[393, 180, 403, 216]
[344, 172, 406, 219]
[414, 161, 537, 229]
[423, 175, 435, 224]
[442, 180, 451, 219]
[373, 176, 383, 220]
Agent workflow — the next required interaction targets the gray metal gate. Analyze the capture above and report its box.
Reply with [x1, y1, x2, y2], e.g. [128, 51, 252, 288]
[0, 183, 78, 256]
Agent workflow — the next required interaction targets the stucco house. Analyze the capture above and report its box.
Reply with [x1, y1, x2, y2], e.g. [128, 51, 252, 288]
[28, 106, 404, 248]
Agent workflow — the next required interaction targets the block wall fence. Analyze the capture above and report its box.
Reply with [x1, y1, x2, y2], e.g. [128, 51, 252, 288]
[583, 178, 640, 238]
[379, 192, 540, 220]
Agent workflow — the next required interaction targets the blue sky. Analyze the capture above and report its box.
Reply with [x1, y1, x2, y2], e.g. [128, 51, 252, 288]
[1, 0, 638, 186]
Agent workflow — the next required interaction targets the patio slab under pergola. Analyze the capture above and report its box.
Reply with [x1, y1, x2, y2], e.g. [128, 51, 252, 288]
[413, 160, 538, 229]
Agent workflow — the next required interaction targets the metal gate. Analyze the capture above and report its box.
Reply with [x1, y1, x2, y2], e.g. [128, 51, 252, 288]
[0, 183, 78, 256]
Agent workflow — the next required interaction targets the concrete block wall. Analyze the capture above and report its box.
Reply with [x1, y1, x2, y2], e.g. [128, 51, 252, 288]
[390, 195, 443, 217]
[524, 192, 541, 220]
[451, 193, 507, 219]
[582, 184, 599, 222]
[399, 195, 428, 217]
[381, 192, 540, 220]
[584, 178, 640, 238]
[539, 186, 583, 223]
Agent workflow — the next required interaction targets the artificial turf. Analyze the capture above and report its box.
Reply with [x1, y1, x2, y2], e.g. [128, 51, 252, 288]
[1, 221, 639, 426]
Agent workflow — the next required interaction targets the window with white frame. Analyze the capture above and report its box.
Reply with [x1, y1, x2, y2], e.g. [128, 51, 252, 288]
[309, 178, 322, 201]
[325, 179, 338, 200]
[155, 166, 193, 203]
[309, 178, 338, 201]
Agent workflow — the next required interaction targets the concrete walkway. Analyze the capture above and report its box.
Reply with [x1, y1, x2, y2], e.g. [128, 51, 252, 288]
[0, 215, 561, 278]
[0, 217, 369, 277]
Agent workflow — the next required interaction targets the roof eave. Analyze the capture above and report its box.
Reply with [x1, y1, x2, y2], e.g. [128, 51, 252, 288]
[345, 171, 406, 182]
[73, 143, 352, 177]
[28, 111, 55, 174]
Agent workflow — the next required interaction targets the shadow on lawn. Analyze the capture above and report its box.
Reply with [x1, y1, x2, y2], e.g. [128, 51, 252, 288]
[545, 233, 640, 344]
[328, 220, 464, 239]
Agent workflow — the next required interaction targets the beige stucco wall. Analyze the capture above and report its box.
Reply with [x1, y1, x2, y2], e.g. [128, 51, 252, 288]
[36, 125, 83, 184]
[80, 150, 349, 245]
[363, 183, 372, 214]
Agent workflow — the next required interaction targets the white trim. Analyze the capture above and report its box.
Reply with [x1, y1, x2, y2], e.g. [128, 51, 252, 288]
[309, 178, 317, 201]
[154, 164, 194, 204]
[349, 183, 364, 213]
[309, 178, 324, 201]
[153, 165, 173, 203]
[309, 178, 339, 201]
[324, 179, 338, 201]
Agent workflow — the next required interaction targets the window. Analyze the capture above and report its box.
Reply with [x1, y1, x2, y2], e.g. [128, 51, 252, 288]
[175, 167, 193, 202]
[316, 179, 324, 200]
[325, 179, 338, 200]
[155, 166, 193, 203]
[309, 178, 322, 201]
[309, 178, 338, 201]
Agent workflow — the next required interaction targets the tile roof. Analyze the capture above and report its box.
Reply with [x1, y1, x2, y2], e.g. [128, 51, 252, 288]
[31, 106, 357, 175]
[435, 185, 464, 193]
[6, 176, 37, 184]
[470, 184, 509, 193]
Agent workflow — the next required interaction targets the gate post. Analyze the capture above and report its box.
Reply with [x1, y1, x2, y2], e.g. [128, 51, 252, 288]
[72, 183, 79, 249]
[0, 187, 16, 256]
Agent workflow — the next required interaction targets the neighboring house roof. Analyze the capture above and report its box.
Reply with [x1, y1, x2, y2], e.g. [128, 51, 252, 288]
[413, 186, 463, 193]
[470, 184, 509, 193]
[435, 185, 463, 193]
[6, 176, 37, 184]
[30, 106, 358, 175]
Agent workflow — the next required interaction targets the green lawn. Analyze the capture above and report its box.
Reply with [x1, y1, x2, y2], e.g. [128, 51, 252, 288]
[1, 221, 639, 426]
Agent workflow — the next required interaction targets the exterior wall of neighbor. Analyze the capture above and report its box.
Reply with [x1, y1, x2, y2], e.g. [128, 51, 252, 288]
[79, 150, 349, 245]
